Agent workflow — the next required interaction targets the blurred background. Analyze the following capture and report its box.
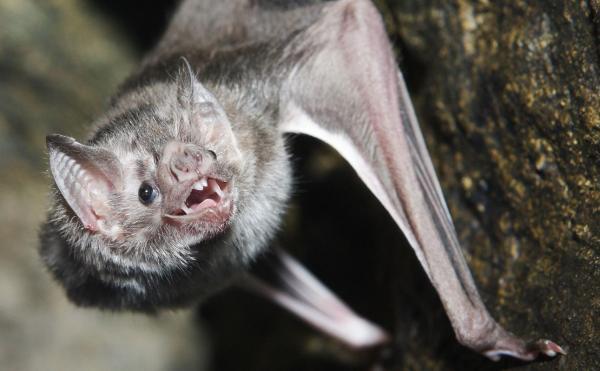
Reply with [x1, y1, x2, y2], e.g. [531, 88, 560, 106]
[0, 1, 209, 370]
[1, 0, 598, 370]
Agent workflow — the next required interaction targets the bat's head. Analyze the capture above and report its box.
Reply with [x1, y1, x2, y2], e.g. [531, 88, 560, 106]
[40, 62, 290, 311]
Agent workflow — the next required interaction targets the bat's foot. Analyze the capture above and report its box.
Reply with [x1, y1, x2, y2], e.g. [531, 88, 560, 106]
[482, 336, 566, 361]
[457, 319, 565, 362]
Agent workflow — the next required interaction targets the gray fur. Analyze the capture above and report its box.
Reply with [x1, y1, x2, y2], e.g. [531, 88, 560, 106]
[42, 34, 292, 310]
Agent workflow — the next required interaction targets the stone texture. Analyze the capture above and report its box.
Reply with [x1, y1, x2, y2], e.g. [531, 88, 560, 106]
[383, 0, 599, 369]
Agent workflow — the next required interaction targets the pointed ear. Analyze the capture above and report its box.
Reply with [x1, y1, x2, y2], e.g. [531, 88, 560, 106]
[176, 56, 197, 105]
[189, 84, 243, 161]
[46, 134, 123, 233]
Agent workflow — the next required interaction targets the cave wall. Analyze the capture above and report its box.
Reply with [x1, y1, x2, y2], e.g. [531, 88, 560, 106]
[383, 0, 599, 369]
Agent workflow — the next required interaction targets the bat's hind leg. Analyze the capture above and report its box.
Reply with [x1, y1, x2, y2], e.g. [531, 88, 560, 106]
[240, 248, 390, 350]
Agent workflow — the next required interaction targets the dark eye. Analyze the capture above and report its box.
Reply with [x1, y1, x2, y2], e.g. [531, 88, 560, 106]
[138, 182, 158, 205]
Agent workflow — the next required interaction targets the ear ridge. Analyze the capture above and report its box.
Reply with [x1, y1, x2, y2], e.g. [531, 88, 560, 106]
[47, 134, 123, 233]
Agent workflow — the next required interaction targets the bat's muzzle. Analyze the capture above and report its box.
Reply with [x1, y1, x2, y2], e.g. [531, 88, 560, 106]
[163, 141, 215, 183]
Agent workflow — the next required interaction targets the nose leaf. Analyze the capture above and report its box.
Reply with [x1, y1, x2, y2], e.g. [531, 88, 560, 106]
[167, 143, 213, 183]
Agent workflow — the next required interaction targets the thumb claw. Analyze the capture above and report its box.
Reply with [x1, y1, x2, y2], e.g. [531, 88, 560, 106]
[482, 335, 566, 361]
[530, 339, 567, 357]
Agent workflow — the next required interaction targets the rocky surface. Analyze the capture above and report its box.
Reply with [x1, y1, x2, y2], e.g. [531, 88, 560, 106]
[385, 0, 599, 369]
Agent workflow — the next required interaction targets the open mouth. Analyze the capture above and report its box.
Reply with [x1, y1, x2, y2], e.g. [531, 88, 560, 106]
[168, 176, 232, 219]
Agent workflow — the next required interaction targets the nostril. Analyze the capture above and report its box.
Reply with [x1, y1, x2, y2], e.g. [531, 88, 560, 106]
[164, 143, 214, 183]
[183, 147, 203, 161]
[173, 159, 190, 174]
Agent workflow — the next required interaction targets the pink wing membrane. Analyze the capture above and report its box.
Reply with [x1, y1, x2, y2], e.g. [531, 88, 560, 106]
[277, 0, 564, 361]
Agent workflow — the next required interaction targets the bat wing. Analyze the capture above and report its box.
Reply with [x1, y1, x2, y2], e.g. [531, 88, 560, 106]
[273, 0, 563, 361]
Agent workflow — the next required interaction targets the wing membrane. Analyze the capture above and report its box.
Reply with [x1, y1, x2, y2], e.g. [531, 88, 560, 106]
[277, 0, 563, 360]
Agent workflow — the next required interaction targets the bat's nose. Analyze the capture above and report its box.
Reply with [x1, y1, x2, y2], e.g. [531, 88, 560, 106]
[163, 141, 214, 183]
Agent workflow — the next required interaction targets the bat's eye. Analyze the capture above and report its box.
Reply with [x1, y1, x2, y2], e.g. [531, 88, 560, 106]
[138, 182, 158, 205]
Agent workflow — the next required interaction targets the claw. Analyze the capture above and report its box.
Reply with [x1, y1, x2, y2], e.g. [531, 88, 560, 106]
[483, 337, 566, 361]
[531, 339, 567, 357]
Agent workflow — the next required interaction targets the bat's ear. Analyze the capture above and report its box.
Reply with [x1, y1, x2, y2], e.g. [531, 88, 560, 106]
[46, 134, 124, 235]
[188, 85, 243, 161]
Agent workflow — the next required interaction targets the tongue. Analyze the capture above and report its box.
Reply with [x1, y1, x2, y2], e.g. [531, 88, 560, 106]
[184, 179, 222, 211]
[185, 189, 217, 209]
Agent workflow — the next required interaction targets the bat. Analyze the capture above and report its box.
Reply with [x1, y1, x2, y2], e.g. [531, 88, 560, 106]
[40, 0, 565, 363]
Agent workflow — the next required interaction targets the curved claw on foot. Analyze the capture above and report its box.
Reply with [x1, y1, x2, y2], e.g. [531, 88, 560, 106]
[529, 339, 566, 358]
[483, 338, 566, 361]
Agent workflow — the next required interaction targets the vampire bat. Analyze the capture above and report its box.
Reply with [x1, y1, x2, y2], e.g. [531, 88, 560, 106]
[40, 0, 565, 363]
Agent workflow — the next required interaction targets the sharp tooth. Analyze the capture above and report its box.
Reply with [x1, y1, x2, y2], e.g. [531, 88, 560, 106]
[192, 181, 204, 190]
[214, 183, 224, 198]
[200, 177, 208, 188]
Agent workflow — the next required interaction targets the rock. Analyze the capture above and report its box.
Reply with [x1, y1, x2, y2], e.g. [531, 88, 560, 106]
[386, 0, 599, 369]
